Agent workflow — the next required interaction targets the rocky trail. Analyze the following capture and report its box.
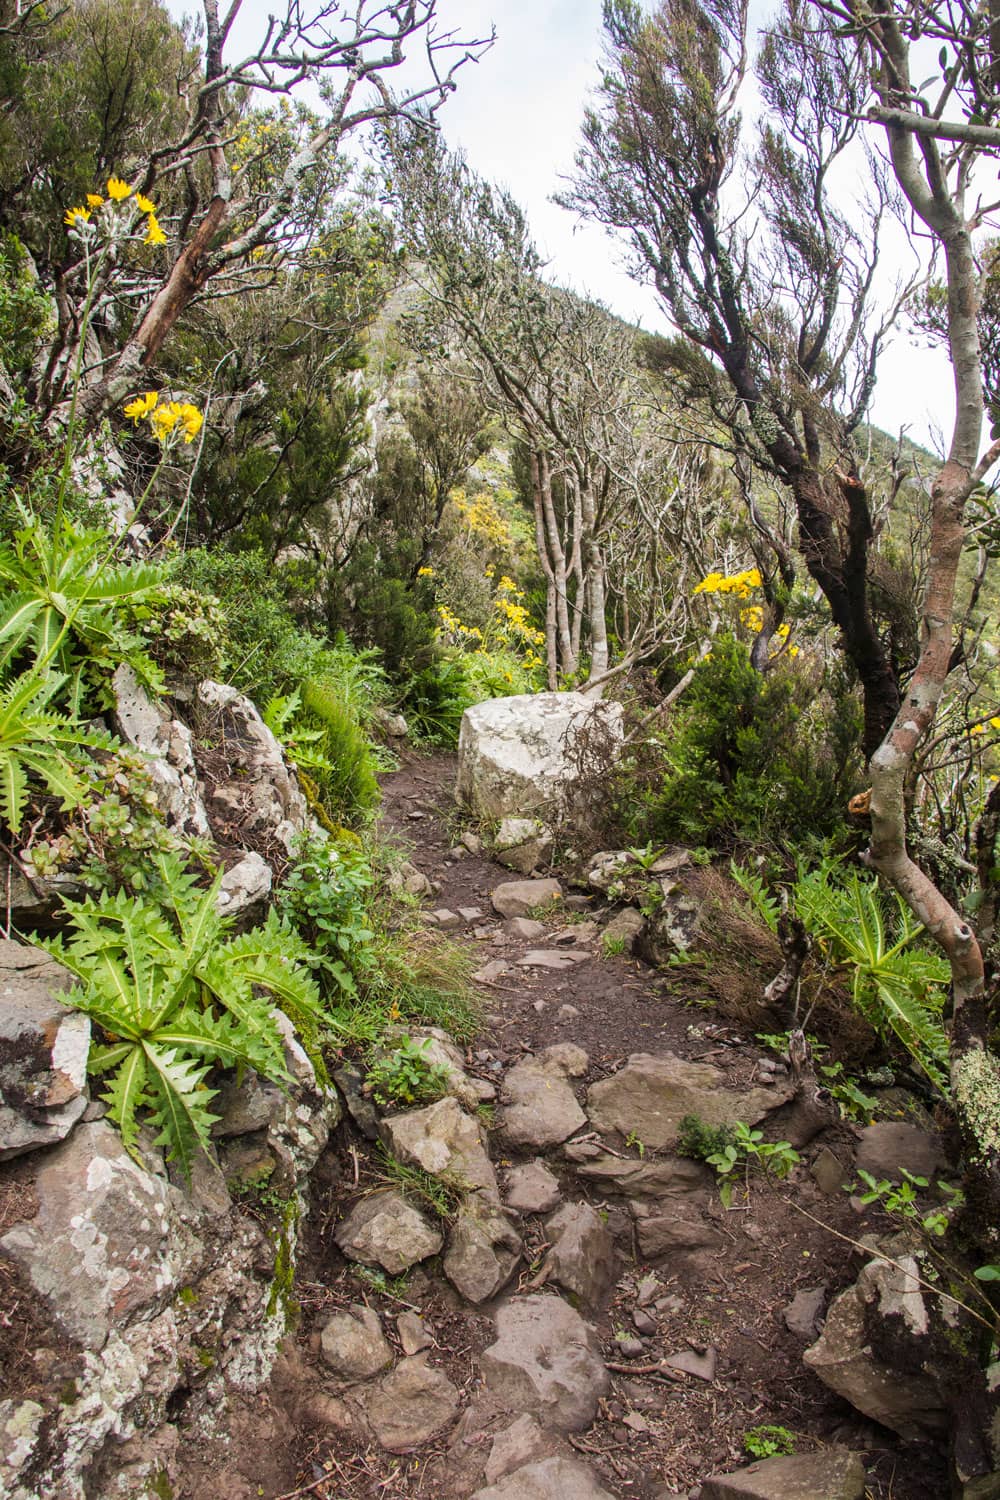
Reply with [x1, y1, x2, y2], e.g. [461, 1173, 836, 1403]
[220, 750, 949, 1500]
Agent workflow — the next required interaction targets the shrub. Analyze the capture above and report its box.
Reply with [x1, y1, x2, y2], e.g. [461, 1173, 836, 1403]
[299, 675, 380, 825]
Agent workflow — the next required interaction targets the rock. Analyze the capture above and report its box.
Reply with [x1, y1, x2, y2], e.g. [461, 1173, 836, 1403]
[433, 908, 462, 930]
[457, 692, 624, 820]
[397, 1311, 433, 1355]
[211, 1069, 278, 1139]
[379, 1097, 498, 1199]
[543, 1203, 616, 1309]
[586, 850, 632, 891]
[518, 949, 590, 970]
[557, 1004, 580, 1021]
[638, 878, 707, 964]
[616, 1336, 645, 1358]
[320, 1305, 393, 1384]
[811, 1146, 850, 1195]
[462, 832, 484, 854]
[505, 1161, 562, 1216]
[855, 1122, 949, 1183]
[663, 1346, 717, 1381]
[495, 818, 554, 877]
[803, 1256, 948, 1437]
[505, 917, 546, 940]
[215, 851, 272, 919]
[0, 940, 90, 1160]
[335, 1190, 444, 1276]
[474, 960, 512, 984]
[459, 906, 485, 922]
[699, 1448, 867, 1499]
[364, 1355, 460, 1452]
[389, 861, 434, 898]
[472, 1456, 618, 1499]
[334, 1064, 381, 1140]
[783, 1286, 827, 1339]
[0, 850, 83, 926]
[485, 1415, 553, 1483]
[491, 879, 563, 919]
[601, 907, 646, 953]
[632, 1203, 725, 1261]
[113, 665, 211, 837]
[586, 1052, 793, 1153]
[444, 1200, 522, 1304]
[575, 1152, 713, 1204]
[501, 1048, 588, 1150]
[379, 1027, 494, 1111]
[633, 1308, 657, 1335]
[196, 679, 310, 854]
[480, 1295, 610, 1432]
[374, 707, 409, 738]
[0, 1121, 202, 1347]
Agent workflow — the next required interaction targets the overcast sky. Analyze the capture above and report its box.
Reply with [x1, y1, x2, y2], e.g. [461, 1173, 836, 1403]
[175, 0, 952, 453]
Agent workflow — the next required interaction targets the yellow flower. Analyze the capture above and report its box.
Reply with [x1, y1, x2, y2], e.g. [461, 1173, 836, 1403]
[150, 400, 182, 440]
[144, 213, 167, 246]
[106, 177, 132, 200]
[123, 391, 158, 424]
[86, 193, 105, 208]
[417, 566, 435, 578]
[64, 205, 90, 227]
[178, 402, 203, 442]
[134, 193, 156, 214]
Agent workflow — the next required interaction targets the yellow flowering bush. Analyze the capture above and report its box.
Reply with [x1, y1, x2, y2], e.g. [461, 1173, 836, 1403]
[451, 487, 513, 549]
[694, 567, 762, 599]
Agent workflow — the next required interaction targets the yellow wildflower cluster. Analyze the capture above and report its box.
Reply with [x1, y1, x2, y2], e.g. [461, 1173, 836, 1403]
[970, 716, 1000, 736]
[64, 177, 166, 247]
[123, 391, 203, 445]
[437, 602, 484, 646]
[693, 567, 762, 599]
[452, 488, 513, 549]
[494, 575, 545, 651]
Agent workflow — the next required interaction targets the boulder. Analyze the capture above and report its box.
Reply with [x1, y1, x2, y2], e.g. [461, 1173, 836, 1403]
[215, 852, 272, 920]
[491, 879, 563, 919]
[638, 879, 706, 963]
[320, 1305, 393, 1384]
[444, 1200, 522, 1304]
[472, 1456, 618, 1499]
[803, 1253, 948, 1437]
[335, 1190, 444, 1276]
[586, 1051, 793, 1152]
[457, 692, 624, 820]
[113, 665, 211, 838]
[855, 1122, 949, 1184]
[505, 1161, 562, 1216]
[501, 1047, 588, 1150]
[480, 1295, 609, 1432]
[495, 818, 554, 877]
[363, 1355, 460, 1452]
[699, 1448, 867, 1499]
[575, 1152, 713, 1204]
[543, 1203, 616, 1309]
[0, 1121, 203, 1347]
[379, 1097, 498, 1199]
[196, 679, 311, 855]
[601, 906, 646, 953]
[0, 941, 89, 1160]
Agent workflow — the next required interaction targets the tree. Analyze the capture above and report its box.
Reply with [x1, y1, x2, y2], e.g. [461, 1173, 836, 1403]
[36, 0, 491, 429]
[562, 0, 916, 756]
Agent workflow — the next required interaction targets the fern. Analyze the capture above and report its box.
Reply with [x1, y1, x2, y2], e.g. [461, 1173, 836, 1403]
[47, 854, 333, 1179]
[729, 859, 781, 933]
[793, 863, 951, 1090]
[0, 662, 114, 834]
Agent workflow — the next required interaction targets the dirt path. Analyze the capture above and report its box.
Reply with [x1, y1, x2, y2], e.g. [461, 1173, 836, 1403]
[186, 750, 949, 1500]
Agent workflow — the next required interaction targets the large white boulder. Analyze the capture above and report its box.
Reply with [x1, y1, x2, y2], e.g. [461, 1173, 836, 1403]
[456, 693, 624, 820]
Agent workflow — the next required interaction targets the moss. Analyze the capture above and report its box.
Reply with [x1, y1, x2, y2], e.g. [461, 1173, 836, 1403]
[194, 1347, 215, 1370]
[176, 1285, 198, 1307]
[266, 1198, 301, 1329]
[149, 1466, 174, 1499]
[57, 1379, 78, 1406]
[955, 1047, 1000, 1161]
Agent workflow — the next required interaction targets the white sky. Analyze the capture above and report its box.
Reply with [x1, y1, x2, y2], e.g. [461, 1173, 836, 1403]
[171, 0, 953, 453]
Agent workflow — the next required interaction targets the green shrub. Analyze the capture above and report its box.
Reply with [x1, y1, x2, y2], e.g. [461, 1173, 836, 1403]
[365, 1036, 451, 1109]
[299, 676, 380, 825]
[277, 833, 375, 993]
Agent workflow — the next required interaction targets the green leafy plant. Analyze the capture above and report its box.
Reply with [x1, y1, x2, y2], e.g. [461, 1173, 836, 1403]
[624, 1129, 646, 1158]
[602, 932, 627, 957]
[277, 833, 373, 992]
[678, 1113, 800, 1206]
[46, 853, 332, 1178]
[794, 862, 951, 1089]
[365, 1035, 451, 1110]
[743, 1425, 796, 1459]
[853, 1168, 964, 1239]
[0, 661, 114, 835]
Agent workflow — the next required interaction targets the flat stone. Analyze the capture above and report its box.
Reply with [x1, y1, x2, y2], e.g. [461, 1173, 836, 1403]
[544, 1203, 616, 1309]
[632, 1205, 724, 1261]
[784, 1285, 827, 1339]
[491, 880, 563, 919]
[320, 1305, 393, 1384]
[0, 941, 89, 1160]
[444, 1200, 522, 1304]
[699, 1448, 867, 1499]
[364, 1355, 460, 1452]
[505, 1161, 561, 1216]
[474, 960, 512, 984]
[505, 918, 546, 941]
[432, 908, 462, 930]
[576, 1153, 713, 1203]
[480, 1294, 609, 1432]
[484, 1414, 552, 1483]
[663, 1346, 716, 1381]
[586, 1051, 793, 1152]
[0, 1121, 202, 1347]
[472, 1456, 618, 1499]
[811, 1146, 850, 1195]
[459, 907, 485, 922]
[518, 949, 590, 970]
[379, 1097, 498, 1199]
[501, 1050, 587, 1150]
[335, 1190, 443, 1276]
[855, 1122, 949, 1184]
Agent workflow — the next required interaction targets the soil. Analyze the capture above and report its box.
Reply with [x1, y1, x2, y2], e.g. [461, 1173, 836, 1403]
[170, 748, 949, 1500]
